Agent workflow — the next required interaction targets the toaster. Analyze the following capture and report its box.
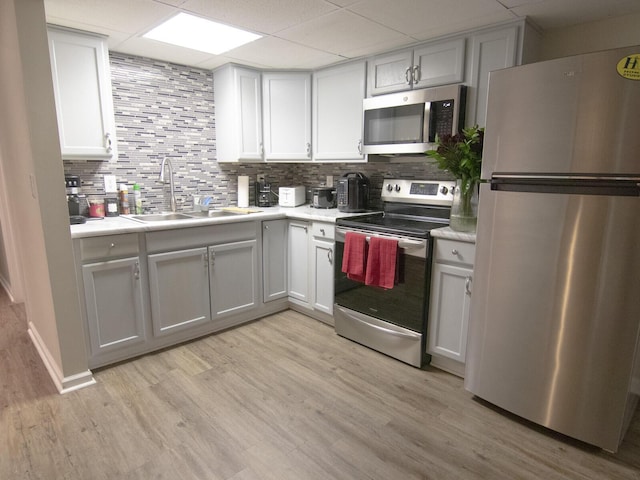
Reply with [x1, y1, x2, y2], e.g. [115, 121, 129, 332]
[279, 186, 306, 207]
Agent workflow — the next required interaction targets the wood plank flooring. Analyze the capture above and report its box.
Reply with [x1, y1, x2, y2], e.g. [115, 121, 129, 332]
[1, 287, 640, 479]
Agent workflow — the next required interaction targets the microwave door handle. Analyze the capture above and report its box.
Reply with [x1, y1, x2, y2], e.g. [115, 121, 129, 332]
[423, 101, 431, 144]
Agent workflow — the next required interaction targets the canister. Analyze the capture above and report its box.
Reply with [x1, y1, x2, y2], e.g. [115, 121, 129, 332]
[89, 199, 105, 218]
[104, 197, 119, 216]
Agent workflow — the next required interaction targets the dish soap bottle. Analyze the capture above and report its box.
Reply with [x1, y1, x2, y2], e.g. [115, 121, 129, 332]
[133, 183, 143, 214]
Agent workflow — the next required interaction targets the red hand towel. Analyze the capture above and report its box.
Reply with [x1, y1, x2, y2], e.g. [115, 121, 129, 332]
[365, 237, 398, 289]
[341, 232, 367, 283]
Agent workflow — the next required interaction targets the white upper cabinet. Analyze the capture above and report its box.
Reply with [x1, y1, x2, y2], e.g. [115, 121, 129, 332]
[367, 49, 413, 96]
[262, 72, 312, 161]
[413, 39, 466, 89]
[368, 38, 465, 96]
[214, 65, 264, 162]
[465, 25, 519, 127]
[313, 61, 366, 162]
[47, 26, 116, 159]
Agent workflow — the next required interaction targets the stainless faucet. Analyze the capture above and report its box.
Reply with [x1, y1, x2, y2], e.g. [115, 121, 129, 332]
[159, 157, 177, 212]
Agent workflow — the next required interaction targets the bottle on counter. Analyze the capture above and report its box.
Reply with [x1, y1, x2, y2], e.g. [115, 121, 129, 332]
[119, 184, 130, 215]
[133, 183, 143, 214]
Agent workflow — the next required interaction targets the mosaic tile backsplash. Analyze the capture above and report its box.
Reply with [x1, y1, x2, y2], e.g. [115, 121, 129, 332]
[63, 53, 451, 212]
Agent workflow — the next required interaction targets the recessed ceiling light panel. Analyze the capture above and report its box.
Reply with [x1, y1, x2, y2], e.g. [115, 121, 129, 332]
[143, 12, 261, 55]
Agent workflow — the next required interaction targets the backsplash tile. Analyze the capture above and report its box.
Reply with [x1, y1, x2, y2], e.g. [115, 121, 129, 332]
[63, 53, 451, 211]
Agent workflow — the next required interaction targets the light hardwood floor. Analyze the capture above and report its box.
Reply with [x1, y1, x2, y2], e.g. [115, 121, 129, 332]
[1, 287, 639, 479]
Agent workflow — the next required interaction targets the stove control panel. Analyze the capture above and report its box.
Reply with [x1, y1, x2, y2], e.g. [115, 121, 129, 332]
[382, 178, 455, 206]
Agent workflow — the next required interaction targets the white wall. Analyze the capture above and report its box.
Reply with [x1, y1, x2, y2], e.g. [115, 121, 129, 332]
[0, 0, 92, 392]
[540, 13, 640, 60]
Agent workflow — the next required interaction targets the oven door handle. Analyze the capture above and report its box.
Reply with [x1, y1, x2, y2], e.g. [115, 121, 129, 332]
[335, 227, 427, 249]
[347, 313, 419, 339]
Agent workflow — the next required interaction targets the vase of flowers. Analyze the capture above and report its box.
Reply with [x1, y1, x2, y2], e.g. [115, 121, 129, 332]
[426, 125, 484, 232]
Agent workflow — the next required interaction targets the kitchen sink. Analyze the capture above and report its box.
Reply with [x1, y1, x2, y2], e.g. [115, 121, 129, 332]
[128, 209, 243, 223]
[184, 210, 239, 218]
[130, 213, 194, 222]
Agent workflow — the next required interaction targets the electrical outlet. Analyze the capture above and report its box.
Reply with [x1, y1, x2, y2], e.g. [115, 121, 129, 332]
[326, 175, 334, 186]
[257, 174, 265, 183]
[104, 174, 117, 193]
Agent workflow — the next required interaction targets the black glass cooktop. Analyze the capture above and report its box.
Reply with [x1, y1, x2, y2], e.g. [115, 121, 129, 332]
[336, 213, 448, 238]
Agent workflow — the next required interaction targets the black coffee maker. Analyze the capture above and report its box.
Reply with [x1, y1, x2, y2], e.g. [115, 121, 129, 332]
[255, 180, 275, 207]
[65, 175, 87, 223]
[337, 172, 369, 212]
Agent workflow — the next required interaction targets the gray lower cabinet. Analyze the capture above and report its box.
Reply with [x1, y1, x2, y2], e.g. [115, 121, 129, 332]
[311, 222, 334, 315]
[262, 219, 288, 302]
[148, 240, 258, 336]
[148, 247, 212, 336]
[82, 256, 146, 355]
[287, 220, 310, 304]
[427, 237, 476, 377]
[209, 239, 258, 318]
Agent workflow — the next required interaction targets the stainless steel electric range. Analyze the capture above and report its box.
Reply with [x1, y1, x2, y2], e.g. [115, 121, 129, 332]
[333, 178, 455, 367]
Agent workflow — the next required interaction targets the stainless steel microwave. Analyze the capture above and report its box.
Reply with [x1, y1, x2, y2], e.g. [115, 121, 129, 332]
[362, 84, 466, 155]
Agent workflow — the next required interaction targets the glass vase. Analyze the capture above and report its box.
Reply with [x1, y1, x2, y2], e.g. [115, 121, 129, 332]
[450, 178, 478, 232]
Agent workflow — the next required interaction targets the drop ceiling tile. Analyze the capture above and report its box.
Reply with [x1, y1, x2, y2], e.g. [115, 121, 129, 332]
[44, 0, 176, 35]
[497, 0, 544, 8]
[326, 0, 361, 6]
[508, 0, 640, 29]
[410, 11, 518, 42]
[181, 0, 339, 34]
[223, 36, 346, 69]
[112, 37, 215, 68]
[277, 10, 415, 57]
[347, 0, 509, 37]
[153, 0, 189, 6]
[193, 56, 238, 70]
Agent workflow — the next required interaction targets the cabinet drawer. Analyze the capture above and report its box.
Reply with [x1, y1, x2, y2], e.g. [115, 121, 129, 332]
[311, 222, 335, 240]
[80, 234, 139, 261]
[434, 238, 475, 266]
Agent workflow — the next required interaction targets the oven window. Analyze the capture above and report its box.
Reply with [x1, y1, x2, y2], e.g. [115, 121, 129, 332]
[334, 240, 428, 333]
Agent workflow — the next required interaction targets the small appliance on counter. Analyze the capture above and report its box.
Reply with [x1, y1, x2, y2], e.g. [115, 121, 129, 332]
[337, 172, 369, 212]
[255, 179, 276, 207]
[310, 186, 336, 209]
[279, 186, 305, 207]
[65, 175, 88, 223]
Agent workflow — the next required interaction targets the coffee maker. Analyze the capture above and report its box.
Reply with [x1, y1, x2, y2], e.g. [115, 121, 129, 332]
[255, 179, 275, 207]
[65, 175, 88, 223]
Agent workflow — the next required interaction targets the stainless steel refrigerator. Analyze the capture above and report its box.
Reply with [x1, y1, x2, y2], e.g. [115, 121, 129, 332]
[465, 46, 640, 452]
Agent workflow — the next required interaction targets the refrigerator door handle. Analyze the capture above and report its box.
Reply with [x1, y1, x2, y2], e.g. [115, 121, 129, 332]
[490, 173, 640, 197]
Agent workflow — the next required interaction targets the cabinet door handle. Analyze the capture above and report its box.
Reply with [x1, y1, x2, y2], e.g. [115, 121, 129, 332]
[412, 65, 420, 85]
[306, 142, 311, 157]
[260, 142, 264, 155]
[451, 249, 459, 256]
[204, 252, 211, 269]
[405, 67, 412, 85]
[327, 249, 333, 265]
[357, 139, 362, 155]
[105, 132, 112, 153]
[465, 276, 472, 295]
[133, 261, 140, 280]
[264, 224, 269, 230]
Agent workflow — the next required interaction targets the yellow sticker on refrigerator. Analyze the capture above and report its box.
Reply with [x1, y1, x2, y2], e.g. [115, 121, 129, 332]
[617, 54, 640, 80]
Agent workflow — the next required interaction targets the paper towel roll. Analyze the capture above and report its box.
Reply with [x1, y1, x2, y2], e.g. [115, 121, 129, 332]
[238, 175, 249, 208]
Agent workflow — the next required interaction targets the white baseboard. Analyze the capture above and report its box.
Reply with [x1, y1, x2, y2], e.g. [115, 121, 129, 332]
[0, 275, 16, 303]
[28, 321, 95, 394]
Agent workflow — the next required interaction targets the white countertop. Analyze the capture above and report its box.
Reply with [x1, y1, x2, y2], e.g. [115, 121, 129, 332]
[70, 205, 375, 239]
[430, 226, 476, 243]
